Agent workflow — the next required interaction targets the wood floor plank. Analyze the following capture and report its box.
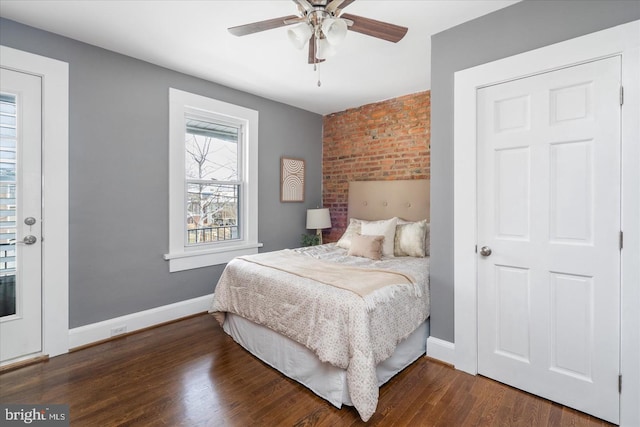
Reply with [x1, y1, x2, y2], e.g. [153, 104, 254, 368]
[0, 314, 615, 426]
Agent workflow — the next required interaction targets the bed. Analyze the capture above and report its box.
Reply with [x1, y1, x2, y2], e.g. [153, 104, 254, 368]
[210, 180, 430, 421]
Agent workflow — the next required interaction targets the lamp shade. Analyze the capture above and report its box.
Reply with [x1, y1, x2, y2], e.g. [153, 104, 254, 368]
[321, 18, 348, 45]
[288, 23, 312, 49]
[316, 37, 337, 60]
[306, 208, 332, 230]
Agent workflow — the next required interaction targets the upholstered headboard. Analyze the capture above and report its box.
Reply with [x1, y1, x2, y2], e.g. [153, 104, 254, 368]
[347, 180, 430, 222]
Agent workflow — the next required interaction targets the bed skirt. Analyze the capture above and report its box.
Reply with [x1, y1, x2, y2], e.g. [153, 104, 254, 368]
[223, 313, 429, 408]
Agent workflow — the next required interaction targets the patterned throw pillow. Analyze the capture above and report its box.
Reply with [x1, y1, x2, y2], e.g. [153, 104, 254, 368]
[394, 219, 429, 257]
[336, 218, 362, 249]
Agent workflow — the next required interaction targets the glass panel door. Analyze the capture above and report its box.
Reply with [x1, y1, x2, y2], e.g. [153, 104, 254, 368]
[0, 67, 42, 364]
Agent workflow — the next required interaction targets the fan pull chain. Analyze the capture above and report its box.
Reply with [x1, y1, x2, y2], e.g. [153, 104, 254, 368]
[313, 34, 321, 87]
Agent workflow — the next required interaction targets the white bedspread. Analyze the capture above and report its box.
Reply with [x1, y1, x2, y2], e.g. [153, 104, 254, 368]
[209, 244, 430, 421]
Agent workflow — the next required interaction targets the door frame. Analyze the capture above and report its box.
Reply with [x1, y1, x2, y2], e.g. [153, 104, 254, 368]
[0, 45, 69, 362]
[453, 20, 639, 426]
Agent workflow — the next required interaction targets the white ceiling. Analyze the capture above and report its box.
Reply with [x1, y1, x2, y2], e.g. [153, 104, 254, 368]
[0, 0, 518, 115]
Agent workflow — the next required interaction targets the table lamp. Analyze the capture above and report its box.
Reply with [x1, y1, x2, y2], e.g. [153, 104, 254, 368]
[306, 208, 331, 245]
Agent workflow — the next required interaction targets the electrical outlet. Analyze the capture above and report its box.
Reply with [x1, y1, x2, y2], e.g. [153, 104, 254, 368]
[110, 325, 127, 336]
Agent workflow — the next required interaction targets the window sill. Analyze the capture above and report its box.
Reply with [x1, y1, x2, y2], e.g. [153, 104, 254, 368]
[164, 242, 263, 272]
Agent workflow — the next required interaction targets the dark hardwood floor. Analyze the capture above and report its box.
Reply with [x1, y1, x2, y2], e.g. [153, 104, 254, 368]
[0, 314, 613, 426]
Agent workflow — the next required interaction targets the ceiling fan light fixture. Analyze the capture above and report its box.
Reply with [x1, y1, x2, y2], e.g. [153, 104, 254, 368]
[288, 23, 312, 49]
[321, 18, 348, 45]
[228, 0, 409, 80]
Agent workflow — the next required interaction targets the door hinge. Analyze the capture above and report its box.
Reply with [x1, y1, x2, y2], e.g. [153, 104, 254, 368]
[620, 86, 624, 106]
[619, 374, 622, 393]
[620, 231, 624, 250]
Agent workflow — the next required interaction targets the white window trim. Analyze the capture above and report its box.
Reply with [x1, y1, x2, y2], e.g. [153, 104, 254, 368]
[165, 88, 260, 272]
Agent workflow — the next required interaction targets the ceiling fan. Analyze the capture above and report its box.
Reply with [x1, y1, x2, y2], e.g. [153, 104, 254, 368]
[228, 0, 408, 65]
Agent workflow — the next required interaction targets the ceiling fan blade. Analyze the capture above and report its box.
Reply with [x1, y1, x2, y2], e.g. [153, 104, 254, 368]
[228, 15, 299, 36]
[308, 37, 326, 64]
[341, 13, 408, 43]
[327, 0, 357, 14]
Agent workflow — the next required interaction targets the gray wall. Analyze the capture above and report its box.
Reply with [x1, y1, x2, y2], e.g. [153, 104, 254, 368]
[430, 0, 640, 342]
[0, 18, 323, 328]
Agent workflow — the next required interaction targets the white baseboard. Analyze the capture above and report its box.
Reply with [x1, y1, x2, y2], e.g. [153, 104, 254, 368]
[68, 294, 214, 349]
[426, 336, 456, 366]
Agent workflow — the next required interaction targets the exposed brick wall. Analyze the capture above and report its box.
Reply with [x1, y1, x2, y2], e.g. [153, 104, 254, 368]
[322, 91, 430, 242]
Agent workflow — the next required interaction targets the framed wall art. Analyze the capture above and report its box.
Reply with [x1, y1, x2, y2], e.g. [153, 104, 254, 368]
[280, 157, 305, 202]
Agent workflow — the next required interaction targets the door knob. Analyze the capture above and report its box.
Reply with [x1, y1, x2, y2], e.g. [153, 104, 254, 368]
[480, 246, 492, 257]
[13, 235, 38, 245]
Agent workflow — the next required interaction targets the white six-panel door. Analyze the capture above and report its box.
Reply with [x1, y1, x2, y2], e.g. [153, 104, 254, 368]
[477, 57, 621, 423]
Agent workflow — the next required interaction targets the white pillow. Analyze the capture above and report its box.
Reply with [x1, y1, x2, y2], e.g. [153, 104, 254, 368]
[360, 217, 398, 257]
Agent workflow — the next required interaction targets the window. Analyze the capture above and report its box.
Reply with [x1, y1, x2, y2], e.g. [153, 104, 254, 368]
[165, 89, 260, 272]
[0, 93, 17, 317]
[185, 117, 240, 245]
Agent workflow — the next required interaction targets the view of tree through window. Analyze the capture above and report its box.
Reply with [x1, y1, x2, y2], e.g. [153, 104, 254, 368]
[185, 117, 240, 244]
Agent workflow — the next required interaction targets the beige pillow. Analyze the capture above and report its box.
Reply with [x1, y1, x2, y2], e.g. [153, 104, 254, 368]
[348, 233, 384, 260]
[394, 219, 428, 257]
[336, 218, 362, 249]
[360, 217, 398, 257]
